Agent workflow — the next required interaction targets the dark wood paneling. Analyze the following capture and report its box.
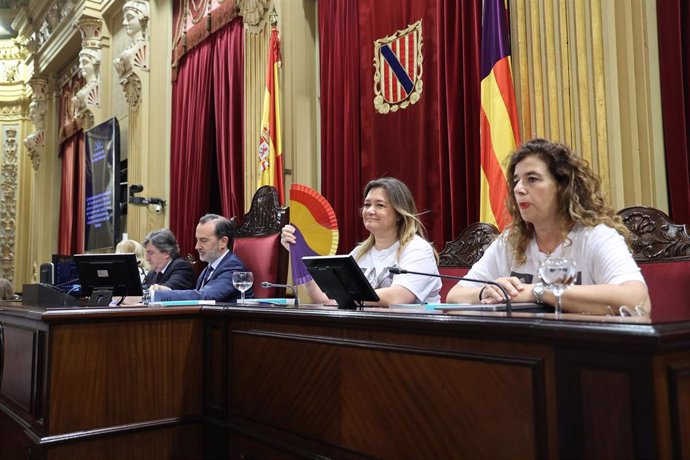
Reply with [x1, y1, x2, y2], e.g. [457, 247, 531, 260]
[0, 324, 38, 415]
[205, 319, 228, 417]
[668, 363, 690, 459]
[42, 422, 203, 460]
[557, 349, 657, 460]
[231, 330, 550, 459]
[47, 318, 203, 434]
[0, 407, 32, 460]
[579, 368, 635, 459]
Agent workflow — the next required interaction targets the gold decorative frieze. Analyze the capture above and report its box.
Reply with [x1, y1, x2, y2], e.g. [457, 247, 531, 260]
[1, 126, 18, 281]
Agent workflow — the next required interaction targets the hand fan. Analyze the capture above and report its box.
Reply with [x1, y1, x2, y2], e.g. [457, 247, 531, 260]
[289, 184, 339, 285]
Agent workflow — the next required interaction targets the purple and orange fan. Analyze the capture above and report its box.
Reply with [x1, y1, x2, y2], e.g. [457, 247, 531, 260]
[288, 184, 339, 285]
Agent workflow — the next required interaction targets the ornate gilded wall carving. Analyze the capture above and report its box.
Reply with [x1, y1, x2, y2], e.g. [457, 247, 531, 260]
[24, 78, 48, 171]
[239, 0, 271, 29]
[114, 0, 151, 109]
[73, 18, 103, 130]
[21, 0, 77, 54]
[1, 126, 18, 281]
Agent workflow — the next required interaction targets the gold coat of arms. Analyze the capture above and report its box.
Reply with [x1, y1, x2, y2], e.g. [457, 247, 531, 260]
[373, 20, 423, 114]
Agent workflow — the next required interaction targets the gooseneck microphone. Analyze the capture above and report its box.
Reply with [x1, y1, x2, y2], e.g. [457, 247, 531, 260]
[260, 281, 299, 307]
[387, 266, 512, 315]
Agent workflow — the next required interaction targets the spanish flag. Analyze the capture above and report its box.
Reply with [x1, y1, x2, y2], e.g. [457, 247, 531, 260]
[257, 27, 284, 204]
[479, 0, 520, 230]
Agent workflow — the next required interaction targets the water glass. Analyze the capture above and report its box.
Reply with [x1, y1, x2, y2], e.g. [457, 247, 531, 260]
[232, 271, 253, 304]
[538, 257, 577, 316]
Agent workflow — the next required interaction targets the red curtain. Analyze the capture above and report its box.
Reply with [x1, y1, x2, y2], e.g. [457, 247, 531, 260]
[58, 133, 85, 255]
[170, 41, 214, 258]
[319, 0, 363, 253]
[656, 0, 690, 224]
[319, 0, 482, 253]
[170, 18, 244, 258]
[212, 19, 244, 219]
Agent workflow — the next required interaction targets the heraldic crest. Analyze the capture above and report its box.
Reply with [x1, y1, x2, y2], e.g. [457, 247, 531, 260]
[373, 19, 423, 114]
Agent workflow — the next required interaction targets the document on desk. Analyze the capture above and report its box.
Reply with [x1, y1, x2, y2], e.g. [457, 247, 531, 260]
[430, 302, 545, 312]
[150, 300, 216, 307]
[389, 303, 545, 312]
[242, 298, 296, 306]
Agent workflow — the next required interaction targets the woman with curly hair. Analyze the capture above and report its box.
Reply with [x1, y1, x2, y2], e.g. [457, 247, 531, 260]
[281, 177, 441, 306]
[447, 138, 650, 314]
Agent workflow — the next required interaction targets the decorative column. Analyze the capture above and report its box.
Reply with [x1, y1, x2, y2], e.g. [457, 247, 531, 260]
[240, 0, 272, 211]
[23, 78, 48, 171]
[73, 18, 103, 130]
[1, 127, 18, 281]
[114, 0, 150, 109]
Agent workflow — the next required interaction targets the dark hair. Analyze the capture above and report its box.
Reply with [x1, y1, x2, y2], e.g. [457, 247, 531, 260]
[505, 138, 629, 264]
[143, 228, 181, 259]
[198, 213, 235, 246]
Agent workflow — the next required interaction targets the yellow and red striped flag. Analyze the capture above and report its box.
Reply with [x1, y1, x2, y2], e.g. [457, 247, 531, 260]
[479, 0, 520, 230]
[257, 27, 284, 204]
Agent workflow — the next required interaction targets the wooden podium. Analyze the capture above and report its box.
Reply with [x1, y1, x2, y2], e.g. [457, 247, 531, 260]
[1, 303, 689, 459]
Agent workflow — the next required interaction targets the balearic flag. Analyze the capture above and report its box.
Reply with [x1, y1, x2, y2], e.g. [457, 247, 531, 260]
[479, 0, 520, 230]
[257, 27, 284, 204]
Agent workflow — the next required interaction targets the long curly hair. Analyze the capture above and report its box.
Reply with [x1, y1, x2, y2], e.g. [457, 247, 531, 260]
[354, 177, 437, 262]
[505, 138, 629, 264]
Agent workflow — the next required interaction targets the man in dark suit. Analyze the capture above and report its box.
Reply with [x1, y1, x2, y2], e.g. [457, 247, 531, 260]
[142, 228, 195, 290]
[150, 214, 253, 302]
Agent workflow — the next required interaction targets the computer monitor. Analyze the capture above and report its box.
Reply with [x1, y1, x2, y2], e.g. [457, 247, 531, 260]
[74, 253, 143, 305]
[51, 254, 82, 297]
[302, 255, 380, 309]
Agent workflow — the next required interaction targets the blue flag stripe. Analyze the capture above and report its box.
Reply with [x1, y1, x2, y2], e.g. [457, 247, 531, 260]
[381, 45, 414, 94]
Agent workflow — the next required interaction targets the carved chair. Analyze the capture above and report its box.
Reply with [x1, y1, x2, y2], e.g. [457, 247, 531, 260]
[438, 222, 500, 301]
[232, 186, 290, 298]
[618, 206, 690, 319]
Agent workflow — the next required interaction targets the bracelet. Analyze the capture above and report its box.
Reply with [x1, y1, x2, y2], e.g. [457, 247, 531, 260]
[478, 286, 487, 301]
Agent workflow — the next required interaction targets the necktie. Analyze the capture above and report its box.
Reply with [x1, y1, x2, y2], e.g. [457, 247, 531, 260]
[201, 266, 214, 288]
[154, 271, 163, 284]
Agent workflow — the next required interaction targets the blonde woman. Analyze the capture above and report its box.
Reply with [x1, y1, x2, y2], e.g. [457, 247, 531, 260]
[116, 239, 149, 282]
[282, 177, 441, 306]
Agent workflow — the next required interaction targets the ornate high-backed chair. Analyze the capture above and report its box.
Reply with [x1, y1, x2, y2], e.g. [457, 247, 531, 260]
[618, 206, 690, 319]
[438, 222, 500, 301]
[232, 186, 289, 298]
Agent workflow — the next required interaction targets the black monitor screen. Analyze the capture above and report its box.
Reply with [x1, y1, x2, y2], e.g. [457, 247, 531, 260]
[302, 255, 379, 309]
[52, 254, 82, 297]
[84, 117, 120, 251]
[74, 253, 143, 298]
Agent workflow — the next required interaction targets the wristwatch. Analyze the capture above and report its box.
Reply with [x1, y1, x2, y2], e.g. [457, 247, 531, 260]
[532, 282, 545, 304]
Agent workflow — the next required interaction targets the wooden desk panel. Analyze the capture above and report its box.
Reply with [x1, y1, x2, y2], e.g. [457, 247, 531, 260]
[2, 303, 690, 459]
[231, 330, 550, 458]
[221, 307, 690, 459]
[0, 305, 204, 459]
[48, 318, 203, 434]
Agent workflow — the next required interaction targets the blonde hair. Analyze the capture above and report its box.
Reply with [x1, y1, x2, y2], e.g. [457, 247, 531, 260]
[505, 138, 630, 265]
[354, 177, 437, 262]
[116, 239, 150, 271]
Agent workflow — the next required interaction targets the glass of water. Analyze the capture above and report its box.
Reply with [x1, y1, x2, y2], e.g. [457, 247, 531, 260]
[538, 257, 577, 317]
[232, 271, 253, 304]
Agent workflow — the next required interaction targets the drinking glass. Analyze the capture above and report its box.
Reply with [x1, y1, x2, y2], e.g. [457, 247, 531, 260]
[232, 271, 253, 304]
[538, 257, 577, 316]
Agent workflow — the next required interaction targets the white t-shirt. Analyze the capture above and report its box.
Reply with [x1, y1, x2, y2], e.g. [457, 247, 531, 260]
[350, 235, 442, 303]
[458, 223, 645, 288]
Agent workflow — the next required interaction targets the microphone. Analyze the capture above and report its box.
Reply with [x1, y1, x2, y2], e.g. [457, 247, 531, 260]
[387, 266, 512, 314]
[260, 281, 299, 307]
[54, 277, 80, 288]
